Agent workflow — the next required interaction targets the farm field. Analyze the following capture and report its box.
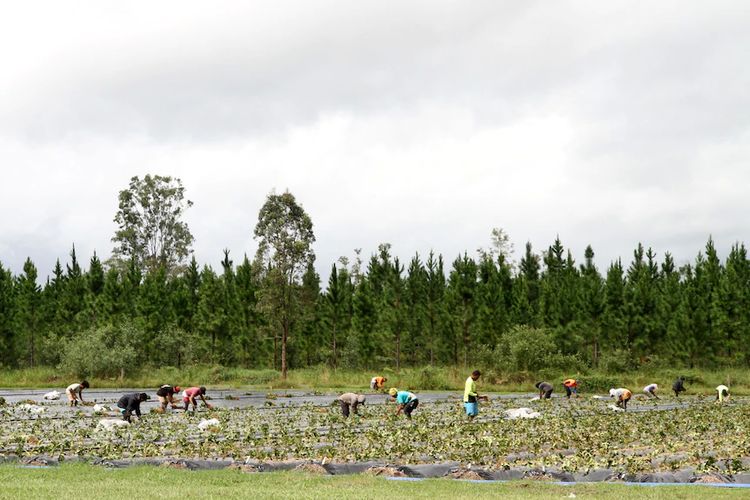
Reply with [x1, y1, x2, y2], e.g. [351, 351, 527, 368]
[1, 389, 749, 485]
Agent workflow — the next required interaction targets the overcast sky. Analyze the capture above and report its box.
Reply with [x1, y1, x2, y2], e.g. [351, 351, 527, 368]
[1, 1, 749, 282]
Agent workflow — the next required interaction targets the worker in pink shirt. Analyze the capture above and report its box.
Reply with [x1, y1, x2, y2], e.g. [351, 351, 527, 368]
[182, 386, 212, 412]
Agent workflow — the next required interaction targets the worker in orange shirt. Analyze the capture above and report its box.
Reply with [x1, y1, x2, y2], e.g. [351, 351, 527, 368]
[370, 376, 387, 392]
[562, 378, 579, 399]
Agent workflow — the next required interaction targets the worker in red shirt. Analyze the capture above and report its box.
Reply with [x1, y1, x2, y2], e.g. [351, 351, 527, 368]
[182, 386, 213, 412]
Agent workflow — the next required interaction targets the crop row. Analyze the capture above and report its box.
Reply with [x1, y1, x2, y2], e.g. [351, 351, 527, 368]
[0, 397, 748, 474]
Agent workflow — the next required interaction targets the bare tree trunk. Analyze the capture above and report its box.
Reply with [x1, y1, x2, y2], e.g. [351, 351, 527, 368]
[332, 323, 337, 369]
[396, 329, 401, 372]
[281, 319, 289, 379]
[273, 332, 278, 370]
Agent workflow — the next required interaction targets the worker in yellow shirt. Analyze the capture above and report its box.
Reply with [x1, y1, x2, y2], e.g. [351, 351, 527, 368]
[464, 370, 489, 420]
[716, 385, 730, 403]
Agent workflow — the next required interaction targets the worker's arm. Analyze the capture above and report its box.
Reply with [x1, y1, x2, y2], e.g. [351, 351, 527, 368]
[200, 395, 212, 409]
[395, 404, 404, 416]
[78, 388, 85, 403]
[134, 403, 141, 418]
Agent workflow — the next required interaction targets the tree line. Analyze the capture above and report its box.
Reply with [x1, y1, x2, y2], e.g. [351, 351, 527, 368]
[1, 175, 748, 377]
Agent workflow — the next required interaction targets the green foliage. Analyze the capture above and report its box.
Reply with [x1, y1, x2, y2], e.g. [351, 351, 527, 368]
[576, 375, 620, 392]
[58, 324, 139, 378]
[600, 349, 637, 373]
[502, 325, 554, 372]
[5, 206, 750, 377]
[111, 174, 194, 275]
[254, 190, 316, 379]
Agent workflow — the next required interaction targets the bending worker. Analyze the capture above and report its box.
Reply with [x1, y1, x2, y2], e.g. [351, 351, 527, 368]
[389, 388, 419, 419]
[643, 383, 659, 399]
[156, 384, 181, 410]
[338, 392, 366, 418]
[610, 387, 633, 410]
[66, 380, 90, 407]
[117, 392, 148, 422]
[370, 376, 387, 392]
[535, 381, 554, 400]
[464, 370, 489, 420]
[183, 386, 213, 412]
[672, 376, 686, 397]
[716, 384, 730, 403]
[563, 378, 579, 399]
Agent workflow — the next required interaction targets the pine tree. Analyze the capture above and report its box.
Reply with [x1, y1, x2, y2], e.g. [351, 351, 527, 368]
[447, 253, 478, 366]
[404, 254, 428, 365]
[235, 255, 260, 367]
[424, 252, 447, 365]
[579, 245, 605, 365]
[14, 258, 41, 366]
[0, 262, 16, 366]
[195, 266, 226, 363]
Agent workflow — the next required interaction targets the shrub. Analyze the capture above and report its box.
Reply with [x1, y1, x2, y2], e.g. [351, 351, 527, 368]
[600, 349, 636, 373]
[577, 375, 620, 392]
[58, 324, 139, 379]
[505, 325, 555, 372]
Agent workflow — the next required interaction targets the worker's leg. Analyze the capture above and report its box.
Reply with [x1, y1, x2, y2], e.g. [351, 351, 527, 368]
[404, 400, 419, 419]
[623, 397, 629, 410]
[565, 387, 571, 399]
[340, 401, 350, 418]
[545, 389, 553, 400]
[464, 402, 478, 420]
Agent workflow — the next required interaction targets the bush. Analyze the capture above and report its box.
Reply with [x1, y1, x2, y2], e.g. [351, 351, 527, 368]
[505, 326, 555, 372]
[58, 324, 139, 379]
[414, 366, 453, 390]
[600, 349, 637, 373]
[577, 375, 620, 392]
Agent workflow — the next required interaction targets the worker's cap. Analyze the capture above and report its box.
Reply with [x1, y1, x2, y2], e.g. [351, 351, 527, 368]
[199, 386, 207, 394]
[356, 394, 366, 404]
[608, 388, 616, 397]
[173, 386, 181, 393]
[388, 388, 398, 397]
[139, 393, 149, 401]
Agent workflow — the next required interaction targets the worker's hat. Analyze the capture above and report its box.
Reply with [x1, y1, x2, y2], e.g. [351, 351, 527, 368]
[388, 388, 398, 397]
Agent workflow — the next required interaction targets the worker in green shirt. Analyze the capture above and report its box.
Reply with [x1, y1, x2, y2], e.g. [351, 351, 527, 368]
[464, 370, 489, 420]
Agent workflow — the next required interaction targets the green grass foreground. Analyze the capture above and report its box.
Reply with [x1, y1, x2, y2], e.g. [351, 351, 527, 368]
[1, 365, 748, 395]
[0, 465, 747, 500]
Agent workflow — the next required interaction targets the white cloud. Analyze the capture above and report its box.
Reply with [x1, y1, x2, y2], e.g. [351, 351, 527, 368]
[1, 1, 749, 280]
